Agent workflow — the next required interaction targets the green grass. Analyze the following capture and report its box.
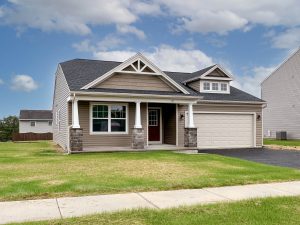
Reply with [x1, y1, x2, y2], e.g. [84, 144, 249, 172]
[1, 141, 300, 201]
[264, 138, 300, 146]
[15, 196, 300, 225]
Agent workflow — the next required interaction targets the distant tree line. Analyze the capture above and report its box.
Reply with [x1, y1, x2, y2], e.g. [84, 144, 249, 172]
[0, 116, 19, 141]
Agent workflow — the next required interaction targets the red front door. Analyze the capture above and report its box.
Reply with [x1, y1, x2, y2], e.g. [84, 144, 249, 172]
[148, 108, 160, 142]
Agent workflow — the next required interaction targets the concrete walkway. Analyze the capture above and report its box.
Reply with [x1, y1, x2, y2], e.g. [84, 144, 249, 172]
[1, 181, 300, 224]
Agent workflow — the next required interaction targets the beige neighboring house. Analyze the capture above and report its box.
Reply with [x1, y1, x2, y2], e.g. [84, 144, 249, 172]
[261, 48, 300, 139]
[19, 110, 53, 133]
[52, 53, 265, 153]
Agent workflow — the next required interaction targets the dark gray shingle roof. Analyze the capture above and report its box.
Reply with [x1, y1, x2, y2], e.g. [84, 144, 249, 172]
[19, 110, 52, 120]
[60, 59, 264, 103]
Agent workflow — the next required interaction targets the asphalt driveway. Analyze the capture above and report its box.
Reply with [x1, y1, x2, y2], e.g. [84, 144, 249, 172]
[198, 148, 300, 169]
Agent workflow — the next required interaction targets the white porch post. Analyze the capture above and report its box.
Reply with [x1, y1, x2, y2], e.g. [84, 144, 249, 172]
[187, 103, 195, 128]
[72, 99, 80, 128]
[134, 101, 142, 128]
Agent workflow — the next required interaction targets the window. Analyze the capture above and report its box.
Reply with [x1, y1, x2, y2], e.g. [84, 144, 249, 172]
[91, 104, 127, 133]
[212, 83, 219, 91]
[221, 83, 227, 91]
[30, 121, 36, 127]
[203, 82, 210, 90]
[48, 121, 52, 126]
[149, 110, 158, 126]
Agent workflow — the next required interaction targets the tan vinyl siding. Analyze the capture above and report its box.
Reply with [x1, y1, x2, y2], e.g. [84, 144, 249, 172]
[177, 103, 263, 147]
[262, 49, 300, 139]
[71, 101, 147, 148]
[163, 104, 176, 145]
[53, 65, 70, 151]
[188, 80, 200, 92]
[96, 73, 176, 92]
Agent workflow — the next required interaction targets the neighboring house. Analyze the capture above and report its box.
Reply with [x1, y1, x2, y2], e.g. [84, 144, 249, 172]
[19, 110, 53, 133]
[53, 53, 265, 153]
[261, 48, 300, 139]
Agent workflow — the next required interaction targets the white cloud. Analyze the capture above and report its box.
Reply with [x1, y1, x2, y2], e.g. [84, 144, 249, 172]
[94, 45, 214, 72]
[157, 0, 300, 34]
[11, 75, 38, 92]
[116, 24, 146, 40]
[2, 0, 300, 36]
[232, 66, 276, 97]
[0, 0, 137, 35]
[73, 36, 125, 52]
[0, 79, 4, 85]
[271, 27, 300, 50]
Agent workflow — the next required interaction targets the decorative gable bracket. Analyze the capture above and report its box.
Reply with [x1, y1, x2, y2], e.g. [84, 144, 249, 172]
[81, 53, 189, 94]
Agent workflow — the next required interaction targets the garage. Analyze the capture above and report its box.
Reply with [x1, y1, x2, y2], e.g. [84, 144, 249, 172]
[194, 112, 255, 149]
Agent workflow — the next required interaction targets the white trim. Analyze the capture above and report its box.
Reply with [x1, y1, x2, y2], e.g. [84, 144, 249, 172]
[134, 101, 142, 129]
[89, 102, 129, 135]
[261, 47, 300, 85]
[81, 53, 190, 94]
[190, 111, 257, 148]
[184, 64, 234, 84]
[146, 102, 149, 147]
[197, 100, 266, 105]
[176, 104, 178, 146]
[148, 107, 162, 144]
[68, 93, 199, 104]
[19, 119, 53, 121]
[261, 109, 264, 147]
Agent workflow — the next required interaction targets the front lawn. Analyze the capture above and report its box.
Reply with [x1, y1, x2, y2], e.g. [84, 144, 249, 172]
[16, 196, 300, 225]
[264, 139, 300, 147]
[1, 141, 300, 201]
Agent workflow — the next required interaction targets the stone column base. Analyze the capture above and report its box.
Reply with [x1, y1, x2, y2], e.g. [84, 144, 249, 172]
[70, 128, 83, 152]
[132, 128, 145, 149]
[184, 128, 197, 147]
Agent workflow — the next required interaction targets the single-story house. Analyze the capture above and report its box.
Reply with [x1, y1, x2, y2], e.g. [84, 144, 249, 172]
[53, 53, 265, 153]
[261, 48, 300, 139]
[19, 110, 53, 133]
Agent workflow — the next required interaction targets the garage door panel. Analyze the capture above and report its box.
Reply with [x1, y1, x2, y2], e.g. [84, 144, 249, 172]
[195, 113, 254, 149]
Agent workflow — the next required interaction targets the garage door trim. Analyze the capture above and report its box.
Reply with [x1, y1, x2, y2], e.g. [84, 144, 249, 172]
[186, 111, 256, 148]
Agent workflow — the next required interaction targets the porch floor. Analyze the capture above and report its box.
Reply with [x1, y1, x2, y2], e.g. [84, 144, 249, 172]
[76, 144, 196, 153]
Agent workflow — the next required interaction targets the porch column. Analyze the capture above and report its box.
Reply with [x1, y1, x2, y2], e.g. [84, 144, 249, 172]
[187, 103, 195, 128]
[70, 98, 83, 152]
[72, 99, 80, 128]
[134, 101, 142, 128]
[184, 103, 197, 147]
[132, 101, 144, 149]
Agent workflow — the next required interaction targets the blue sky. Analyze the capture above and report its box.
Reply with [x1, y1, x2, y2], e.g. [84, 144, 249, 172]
[0, 0, 300, 118]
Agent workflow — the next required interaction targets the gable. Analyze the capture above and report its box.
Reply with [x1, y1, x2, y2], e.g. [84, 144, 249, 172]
[81, 53, 189, 94]
[206, 68, 229, 78]
[95, 72, 176, 92]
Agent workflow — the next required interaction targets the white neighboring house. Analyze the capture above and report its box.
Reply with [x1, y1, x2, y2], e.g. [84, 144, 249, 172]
[261, 48, 300, 139]
[19, 110, 53, 133]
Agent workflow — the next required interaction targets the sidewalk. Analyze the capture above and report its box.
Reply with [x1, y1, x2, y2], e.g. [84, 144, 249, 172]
[1, 181, 300, 224]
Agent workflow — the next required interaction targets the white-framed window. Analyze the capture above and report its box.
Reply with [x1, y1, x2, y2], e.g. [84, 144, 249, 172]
[203, 82, 210, 90]
[48, 121, 52, 126]
[212, 83, 219, 90]
[91, 103, 128, 134]
[30, 121, 36, 127]
[148, 109, 158, 126]
[221, 83, 227, 91]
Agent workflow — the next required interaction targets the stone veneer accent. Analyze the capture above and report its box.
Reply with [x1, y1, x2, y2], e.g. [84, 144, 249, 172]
[184, 128, 197, 147]
[132, 128, 145, 149]
[70, 128, 83, 152]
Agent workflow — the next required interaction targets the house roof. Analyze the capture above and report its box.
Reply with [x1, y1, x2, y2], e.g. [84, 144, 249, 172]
[19, 110, 53, 120]
[60, 59, 264, 103]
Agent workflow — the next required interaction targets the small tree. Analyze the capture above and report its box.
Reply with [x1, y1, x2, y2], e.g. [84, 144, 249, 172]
[0, 116, 19, 142]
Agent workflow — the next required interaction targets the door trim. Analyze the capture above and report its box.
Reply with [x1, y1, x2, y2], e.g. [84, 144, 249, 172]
[148, 107, 162, 144]
[188, 111, 256, 148]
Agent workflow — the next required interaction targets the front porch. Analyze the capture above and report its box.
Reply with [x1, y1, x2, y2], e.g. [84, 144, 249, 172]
[68, 93, 198, 153]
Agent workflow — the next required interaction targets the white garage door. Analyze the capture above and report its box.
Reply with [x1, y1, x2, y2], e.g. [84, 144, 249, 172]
[194, 113, 254, 149]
